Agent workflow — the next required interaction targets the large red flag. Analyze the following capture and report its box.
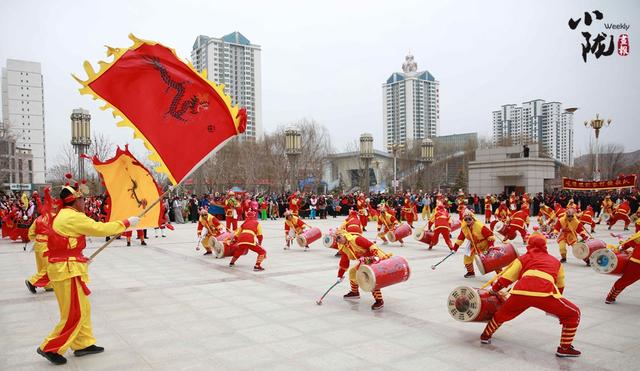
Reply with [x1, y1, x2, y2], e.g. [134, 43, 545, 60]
[73, 34, 246, 185]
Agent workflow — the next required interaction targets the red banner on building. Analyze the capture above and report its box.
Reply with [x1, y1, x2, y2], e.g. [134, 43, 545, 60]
[562, 175, 637, 190]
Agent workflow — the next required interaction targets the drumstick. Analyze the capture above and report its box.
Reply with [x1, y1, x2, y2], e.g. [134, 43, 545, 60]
[195, 235, 203, 251]
[431, 251, 455, 270]
[316, 279, 342, 305]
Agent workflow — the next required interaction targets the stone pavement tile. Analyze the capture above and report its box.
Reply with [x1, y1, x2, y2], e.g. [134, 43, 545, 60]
[298, 351, 377, 370]
[71, 349, 152, 371]
[149, 356, 234, 371]
[212, 343, 281, 369]
[315, 328, 372, 346]
[343, 339, 421, 363]
[387, 353, 456, 371]
[263, 336, 333, 358]
[135, 338, 200, 364]
[237, 323, 303, 343]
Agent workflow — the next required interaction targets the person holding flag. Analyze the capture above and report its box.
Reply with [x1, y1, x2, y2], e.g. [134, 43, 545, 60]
[37, 184, 140, 365]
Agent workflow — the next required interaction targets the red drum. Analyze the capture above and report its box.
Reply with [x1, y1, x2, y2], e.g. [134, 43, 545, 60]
[212, 232, 233, 258]
[296, 226, 322, 247]
[414, 228, 433, 245]
[323, 229, 338, 250]
[447, 286, 503, 322]
[590, 249, 628, 275]
[386, 223, 411, 242]
[572, 239, 606, 260]
[213, 242, 248, 259]
[474, 243, 519, 275]
[493, 221, 505, 233]
[450, 220, 461, 232]
[356, 256, 410, 292]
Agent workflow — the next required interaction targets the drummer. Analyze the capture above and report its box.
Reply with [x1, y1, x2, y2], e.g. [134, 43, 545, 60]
[480, 232, 582, 358]
[376, 203, 405, 246]
[452, 210, 496, 278]
[196, 208, 226, 256]
[427, 202, 454, 250]
[284, 210, 310, 250]
[335, 230, 392, 310]
[340, 209, 364, 235]
[605, 231, 640, 304]
[537, 202, 556, 232]
[552, 208, 590, 263]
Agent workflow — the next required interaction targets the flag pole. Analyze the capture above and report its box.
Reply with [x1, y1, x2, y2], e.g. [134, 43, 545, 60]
[88, 186, 175, 261]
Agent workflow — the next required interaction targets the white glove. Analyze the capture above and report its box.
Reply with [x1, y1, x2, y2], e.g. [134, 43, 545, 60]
[128, 216, 140, 228]
[337, 276, 344, 283]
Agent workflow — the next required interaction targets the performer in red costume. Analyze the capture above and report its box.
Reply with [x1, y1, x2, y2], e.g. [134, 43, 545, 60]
[503, 208, 529, 243]
[228, 210, 266, 271]
[578, 205, 596, 233]
[376, 203, 404, 246]
[336, 231, 392, 310]
[284, 210, 310, 250]
[356, 194, 369, 231]
[197, 208, 225, 255]
[427, 203, 453, 250]
[401, 194, 416, 228]
[224, 191, 240, 231]
[605, 231, 640, 304]
[452, 211, 496, 278]
[484, 194, 493, 224]
[288, 191, 301, 217]
[480, 233, 581, 357]
[608, 199, 631, 230]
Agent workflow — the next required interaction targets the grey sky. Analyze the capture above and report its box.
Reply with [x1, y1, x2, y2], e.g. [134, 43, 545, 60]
[1, 0, 638, 167]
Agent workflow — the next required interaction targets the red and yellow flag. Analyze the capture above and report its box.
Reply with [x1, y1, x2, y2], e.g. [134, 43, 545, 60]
[73, 34, 247, 185]
[92, 147, 163, 229]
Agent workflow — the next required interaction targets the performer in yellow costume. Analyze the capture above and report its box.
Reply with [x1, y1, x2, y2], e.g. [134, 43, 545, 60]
[37, 185, 139, 365]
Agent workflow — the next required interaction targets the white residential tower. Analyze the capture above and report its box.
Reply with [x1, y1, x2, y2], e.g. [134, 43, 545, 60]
[191, 32, 262, 140]
[492, 99, 574, 166]
[1, 59, 46, 184]
[382, 53, 439, 150]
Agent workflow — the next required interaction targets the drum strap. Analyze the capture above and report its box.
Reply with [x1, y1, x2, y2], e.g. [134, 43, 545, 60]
[511, 270, 562, 298]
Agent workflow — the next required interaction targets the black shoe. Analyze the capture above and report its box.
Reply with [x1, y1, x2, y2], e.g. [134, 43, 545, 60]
[464, 272, 475, 278]
[203, 251, 212, 255]
[560, 257, 567, 263]
[229, 262, 235, 267]
[37, 347, 67, 365]
[74, 344, 104, 357]
[45, 287, 54, 292]
[141, 241, 147, 246]
[25, 280, 37, 294]
[126, 241, 131, 247]
[343, 291, 360, 300]
[253, 265, 264, 271]
[608, 226, 612, 230]
[371, 300, 384, 310]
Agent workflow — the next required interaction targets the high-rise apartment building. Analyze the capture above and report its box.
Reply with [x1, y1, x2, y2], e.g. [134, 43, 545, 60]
[1, 59, 46, 184]
[492, 99, 574, 165]
[191, 32, 262, 140]
[382, 53, 439, 150]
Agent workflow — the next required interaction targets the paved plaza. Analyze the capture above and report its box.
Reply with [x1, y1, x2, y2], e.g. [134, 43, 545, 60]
[1, 217, 638, 370]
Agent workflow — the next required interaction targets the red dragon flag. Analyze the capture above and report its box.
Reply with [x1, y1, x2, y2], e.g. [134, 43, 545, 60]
[91, 146, 163, 229]
[73, 34, 247, 185]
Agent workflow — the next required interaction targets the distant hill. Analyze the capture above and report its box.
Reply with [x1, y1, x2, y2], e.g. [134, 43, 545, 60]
[573, 150, 640, 167]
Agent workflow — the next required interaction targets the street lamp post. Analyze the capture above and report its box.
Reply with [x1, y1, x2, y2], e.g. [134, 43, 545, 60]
[359, 133, 373, 193]
[420, 138, 434, 189]
[285, 127, 302, 192]
[70, 108, 91, 180]
[389, 143, 404, 194]
[584, 113, 612, 181]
